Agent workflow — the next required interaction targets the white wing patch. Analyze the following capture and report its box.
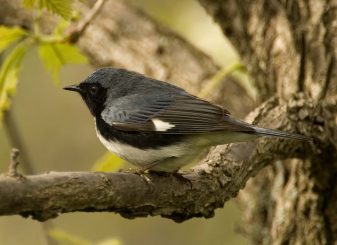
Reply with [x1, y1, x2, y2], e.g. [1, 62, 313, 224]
[152, 118, 175, 131]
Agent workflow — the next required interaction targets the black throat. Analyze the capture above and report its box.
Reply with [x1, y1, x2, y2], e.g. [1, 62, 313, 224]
[79, 85, 108, 118]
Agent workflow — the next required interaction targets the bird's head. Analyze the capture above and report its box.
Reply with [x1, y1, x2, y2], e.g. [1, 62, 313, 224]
[64, 67, 164, 116]
[63, 68, 120, 117]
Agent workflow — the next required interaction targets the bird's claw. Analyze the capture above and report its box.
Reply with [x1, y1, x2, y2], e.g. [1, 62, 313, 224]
[118, 168, 192, 188]
[118, 168, 152, 184]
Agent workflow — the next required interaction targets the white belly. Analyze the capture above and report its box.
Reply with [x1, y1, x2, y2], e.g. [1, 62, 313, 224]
[95, 128, 191, 169]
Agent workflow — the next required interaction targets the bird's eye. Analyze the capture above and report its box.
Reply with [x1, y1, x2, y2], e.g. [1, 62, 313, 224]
[89, 85, 98, 95]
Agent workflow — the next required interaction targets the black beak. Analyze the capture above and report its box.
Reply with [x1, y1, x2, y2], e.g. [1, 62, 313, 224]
[63, 85, 82, 93]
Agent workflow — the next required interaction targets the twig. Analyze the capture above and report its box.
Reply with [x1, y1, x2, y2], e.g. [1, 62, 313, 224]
[197, 63, 248, 99]
[3, 111, 35, 174]
[41, 221, 57, 245]
[4, 111, 56, 244]
[7, 148, 21, 178]
[67, 0, 106, 43]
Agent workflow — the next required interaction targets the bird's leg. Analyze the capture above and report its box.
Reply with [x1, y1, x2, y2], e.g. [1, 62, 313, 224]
[117, 167, 152, 183]
[121, 159, 192, 187]
[142, 160, 193, 188]
[118, 161, 161, 183]
[136, 171, 152, 184]
[144, 159, 193, 187]
[118, 160, 160, 174]
[130, 160, 164, 184]
[139, 161, 162, 172]
[129, 159, 178, 184]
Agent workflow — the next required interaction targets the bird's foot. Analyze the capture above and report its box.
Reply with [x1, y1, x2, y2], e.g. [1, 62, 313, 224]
[118, 168, 192, 188]
[118, 168, 152, 183]
[136, 169, 152, 184]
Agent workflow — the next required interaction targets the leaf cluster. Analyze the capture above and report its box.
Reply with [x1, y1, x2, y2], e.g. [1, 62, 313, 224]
[50, 228, 122, 245]
[0, 0, 87, 121]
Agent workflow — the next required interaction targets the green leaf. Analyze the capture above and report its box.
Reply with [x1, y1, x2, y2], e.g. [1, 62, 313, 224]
[97, 238, 122, 245]
[40, 0, 73, 19]
[0, 42, 28, 121]
[23, 0, 36, 8]
[23, 0, 73, 19]
[197, 63, 247, 99]
[39, 0, 73, 20]
[49, 229, 92, 245]
[92, 152, 125, 172]
[38, 43, 88, 84]
[53, 19, 71, 36]
[49, 229, 122, 245]
[0, 26, 27, 53]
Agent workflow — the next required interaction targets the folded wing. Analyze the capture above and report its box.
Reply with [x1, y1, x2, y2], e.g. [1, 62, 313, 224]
[101, 93, 255, 134]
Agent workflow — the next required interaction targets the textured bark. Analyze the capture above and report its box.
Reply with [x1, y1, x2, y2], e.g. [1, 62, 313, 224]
[198, 0, 337, 244]
[0, 96, 334, 222]
[200, 0, 337, 102]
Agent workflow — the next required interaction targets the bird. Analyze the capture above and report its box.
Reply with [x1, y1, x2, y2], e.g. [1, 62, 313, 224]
[64, 68, 312, 172]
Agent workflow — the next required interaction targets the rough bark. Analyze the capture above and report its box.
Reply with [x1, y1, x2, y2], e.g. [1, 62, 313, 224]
[200, 0, 337, 102]
[0, 96, 334, 222]
[199, 0, 337, 244]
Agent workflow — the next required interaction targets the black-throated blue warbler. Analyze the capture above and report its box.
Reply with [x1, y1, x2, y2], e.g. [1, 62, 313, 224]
[64, 68, 312, 172]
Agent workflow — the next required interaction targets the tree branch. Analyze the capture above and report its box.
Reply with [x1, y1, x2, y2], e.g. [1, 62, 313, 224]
[0, 96, 334, 222]
[4, 111, 35, 174]
[0, 0, 253, 116]
[74, 0, 252, 114]
[67, 0, 106, 43]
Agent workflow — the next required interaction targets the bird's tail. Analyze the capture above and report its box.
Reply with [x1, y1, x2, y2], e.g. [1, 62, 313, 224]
[251, 126, 313, 141]
[224, 116, 313, 141]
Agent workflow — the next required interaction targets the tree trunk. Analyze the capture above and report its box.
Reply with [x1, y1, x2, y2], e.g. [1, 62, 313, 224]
[199, 0, 337, 244]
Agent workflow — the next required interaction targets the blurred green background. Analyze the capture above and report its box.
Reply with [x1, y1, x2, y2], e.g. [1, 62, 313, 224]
[0, 0, 248, 244]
